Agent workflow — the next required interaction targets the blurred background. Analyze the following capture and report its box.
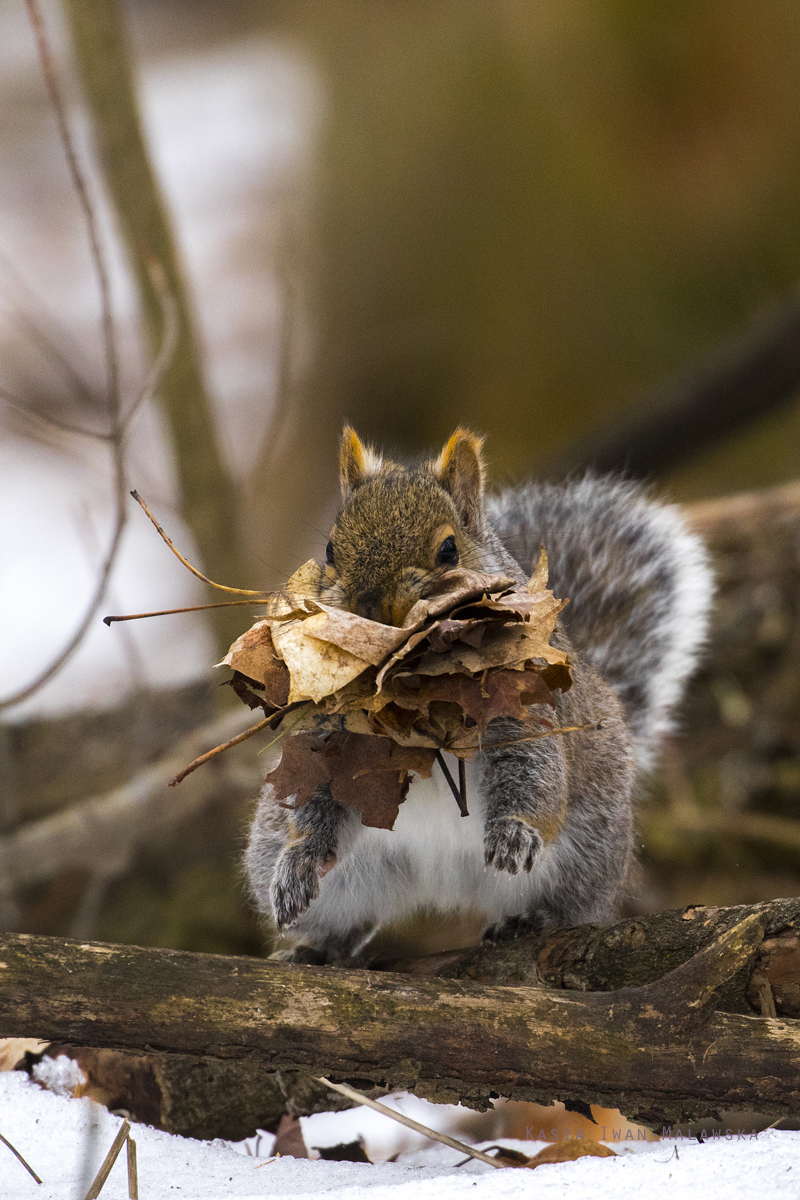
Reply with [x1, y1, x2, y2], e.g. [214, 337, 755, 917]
[2, 0, 800, 958]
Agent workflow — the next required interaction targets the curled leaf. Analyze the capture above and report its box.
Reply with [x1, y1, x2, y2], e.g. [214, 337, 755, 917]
[219, 547, 576, 828]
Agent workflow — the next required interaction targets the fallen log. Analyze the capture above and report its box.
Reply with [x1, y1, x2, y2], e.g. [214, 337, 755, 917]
[2, 911, 800, 1131]
[375, 897, 800, 1019]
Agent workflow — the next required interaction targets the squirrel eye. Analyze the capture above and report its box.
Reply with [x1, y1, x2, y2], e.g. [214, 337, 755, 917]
[436, 535, 459, 566]
[325, 540, 335, 567]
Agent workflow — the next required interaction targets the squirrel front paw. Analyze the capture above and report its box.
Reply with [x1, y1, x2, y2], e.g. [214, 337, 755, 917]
[484, 817, 543, 875]
[270, 846, 336, 930]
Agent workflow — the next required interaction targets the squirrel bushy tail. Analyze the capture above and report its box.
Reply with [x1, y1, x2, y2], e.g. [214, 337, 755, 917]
[488, 475, 713, 772]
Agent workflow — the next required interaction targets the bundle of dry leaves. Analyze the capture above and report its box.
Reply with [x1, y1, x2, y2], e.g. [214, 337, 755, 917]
[219, 549, 573, 829]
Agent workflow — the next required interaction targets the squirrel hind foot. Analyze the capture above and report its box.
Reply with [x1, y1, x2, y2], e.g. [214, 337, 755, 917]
[482, 906, 555, 945]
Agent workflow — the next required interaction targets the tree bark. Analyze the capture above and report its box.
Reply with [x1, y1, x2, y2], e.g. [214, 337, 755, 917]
[2, 910, 800, 1130]
[371, 898, 800, 1021]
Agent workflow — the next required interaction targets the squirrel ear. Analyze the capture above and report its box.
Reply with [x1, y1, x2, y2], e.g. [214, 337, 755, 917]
[435, 428, 486, 532]
[339, 425, 383, 499]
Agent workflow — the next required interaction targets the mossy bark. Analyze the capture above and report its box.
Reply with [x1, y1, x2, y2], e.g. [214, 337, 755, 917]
[377, 898, 800, 1020]
[2, 912, 799, 1129]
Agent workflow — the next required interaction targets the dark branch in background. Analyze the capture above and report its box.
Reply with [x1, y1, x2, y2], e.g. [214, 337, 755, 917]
[61, 0, 247, 653]
[544, 284, 800, 479]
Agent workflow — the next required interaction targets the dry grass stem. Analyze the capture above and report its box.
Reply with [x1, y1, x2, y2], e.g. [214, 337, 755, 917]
[83, 1119, 131, 1200]
[316, 1077, 504, 1169]
[452, 722, 600, 753]
[131, 490, 269, 596]
[126, 1135, 138, 1199]
[104, 599, 263, 625]
[0, 1129, 42, 1184]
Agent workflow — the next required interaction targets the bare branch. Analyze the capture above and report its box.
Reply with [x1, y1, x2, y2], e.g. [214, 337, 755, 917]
[0, 1, 130, 711]
[120, 262, 179, 436]
[1, 12, 183, 712]
[24, 0, 120, 423]
[0, 384, 109, 442]
[0, 708, 260, 895]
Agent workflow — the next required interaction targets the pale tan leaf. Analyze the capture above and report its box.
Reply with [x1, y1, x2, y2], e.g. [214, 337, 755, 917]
[271, 617, 370, 704]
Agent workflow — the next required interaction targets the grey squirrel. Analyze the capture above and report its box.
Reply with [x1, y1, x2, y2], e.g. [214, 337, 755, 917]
[245, 427, 713, 962]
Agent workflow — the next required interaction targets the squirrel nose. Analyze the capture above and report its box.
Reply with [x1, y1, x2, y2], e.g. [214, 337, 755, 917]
[357, 594, 388, 623]
[355, 584, 417, 627]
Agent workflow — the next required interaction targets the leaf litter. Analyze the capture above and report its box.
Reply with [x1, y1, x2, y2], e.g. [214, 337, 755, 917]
[109, 494, 586, 830]
[216, 548, 578, 829]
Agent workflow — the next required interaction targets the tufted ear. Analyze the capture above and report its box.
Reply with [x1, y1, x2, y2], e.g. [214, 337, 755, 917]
[339, 425, 383, 500]
[435, 428, 486, 532]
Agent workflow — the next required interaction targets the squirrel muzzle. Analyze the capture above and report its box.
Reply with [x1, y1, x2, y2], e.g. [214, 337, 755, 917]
[352, 569, 426, 627]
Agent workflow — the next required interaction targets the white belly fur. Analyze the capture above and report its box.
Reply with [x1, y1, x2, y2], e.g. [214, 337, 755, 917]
[307, 752, 562, 941]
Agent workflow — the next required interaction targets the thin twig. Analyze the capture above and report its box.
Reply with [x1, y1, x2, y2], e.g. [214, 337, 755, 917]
[0, 384, 108, 442]
[121, 261, 179, 435]
[458, 756, 468, 817]
[131, 490, 269, 596]
[24, 0, 119, 421]
[452, 722, 600, 753]
[0, 1130, 42, 1185]
[104, 599, 265, 625]
[316, 1078, 504, 1169]
[84, 1119, 131, 1200]
[168, 714, 279, 785]
[435, 751, 467, 815]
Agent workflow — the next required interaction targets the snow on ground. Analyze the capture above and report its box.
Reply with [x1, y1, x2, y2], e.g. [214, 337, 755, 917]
[1, 1069, 798, 1200]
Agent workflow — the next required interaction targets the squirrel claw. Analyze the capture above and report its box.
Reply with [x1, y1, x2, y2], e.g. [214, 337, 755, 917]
[271, 847, 329, 929]
[484, 817, 543, 876]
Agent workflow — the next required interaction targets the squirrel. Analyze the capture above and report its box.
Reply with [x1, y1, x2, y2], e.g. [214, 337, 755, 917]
[245, 426, 713, 963]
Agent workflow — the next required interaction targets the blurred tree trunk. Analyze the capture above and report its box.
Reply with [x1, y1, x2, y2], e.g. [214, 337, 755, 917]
[61, 0, 245, 651]
[249, 1, 800, 575]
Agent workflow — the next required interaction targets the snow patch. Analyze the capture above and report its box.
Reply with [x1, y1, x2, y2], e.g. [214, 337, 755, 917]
[31, 1053, 87, 1098]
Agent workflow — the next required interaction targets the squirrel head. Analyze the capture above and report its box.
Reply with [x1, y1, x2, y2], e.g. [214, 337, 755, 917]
[318, 425, 498, 625]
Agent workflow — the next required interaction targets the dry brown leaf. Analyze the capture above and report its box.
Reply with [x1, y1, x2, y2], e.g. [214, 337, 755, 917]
[265, 732, 437, 829]
[220, 623, 290, 707]
[220, 547, 574, 827]
[271, 617, 370, 704]
[524, 1139, 616, 1168]
[263, 733, 336, 810]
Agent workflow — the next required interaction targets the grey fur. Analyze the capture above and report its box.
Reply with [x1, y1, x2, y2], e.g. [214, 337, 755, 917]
[488, 476, 713, 769]
[245, 473, 712, 961]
